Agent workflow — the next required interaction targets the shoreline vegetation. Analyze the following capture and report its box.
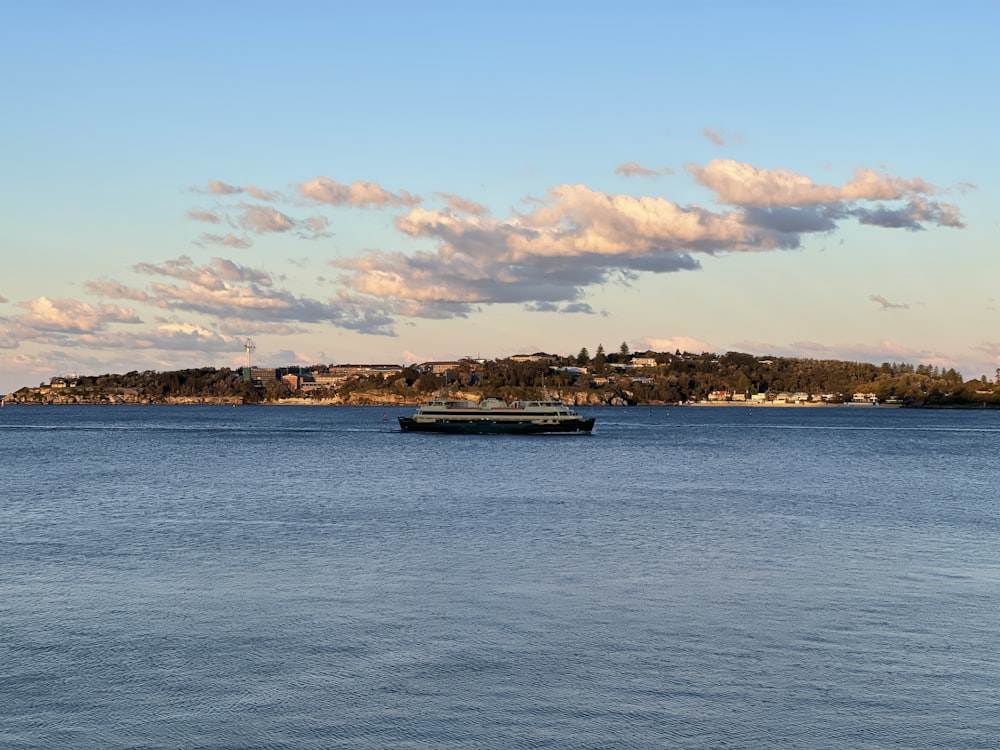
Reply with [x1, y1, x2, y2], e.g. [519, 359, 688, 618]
[4, 348, 1000, 408]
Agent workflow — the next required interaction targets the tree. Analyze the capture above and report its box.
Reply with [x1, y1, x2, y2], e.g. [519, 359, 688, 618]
[620, 341, 630, 358]
[414, 373, 442, 393]
[732, 371, 751, 395]
[593, 344, 607, 373]
[263, 378, 292, 402]
[577, 347, 590, 366]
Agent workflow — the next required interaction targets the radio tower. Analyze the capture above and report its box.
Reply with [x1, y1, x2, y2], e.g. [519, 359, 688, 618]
[243, 338, 256, 369]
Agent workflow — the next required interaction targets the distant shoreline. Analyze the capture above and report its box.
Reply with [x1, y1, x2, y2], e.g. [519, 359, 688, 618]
[2, 399, 903, 408]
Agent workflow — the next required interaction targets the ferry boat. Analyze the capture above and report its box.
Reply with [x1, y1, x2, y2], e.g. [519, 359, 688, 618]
[398, 397, 595, 434]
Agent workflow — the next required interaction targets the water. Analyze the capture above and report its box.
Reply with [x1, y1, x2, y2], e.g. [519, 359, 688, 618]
[2, 405, 999, 748]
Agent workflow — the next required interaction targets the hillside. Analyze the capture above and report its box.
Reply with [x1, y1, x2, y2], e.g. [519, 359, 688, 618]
[4, 352, 998, 407]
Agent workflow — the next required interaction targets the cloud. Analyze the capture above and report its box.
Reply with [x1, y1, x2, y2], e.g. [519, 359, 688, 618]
[189, 212, 327, 247]
[869, 294, 909, 310]
[0, 328, 20, 348]
[524, 301, 560, 313]
[115, 321, 241, 352]
[206, 179, 241, 195]
[686, 159, 963, 231]
[299, 176, 420, 208]
[238, 204, 296, 233]
[972, 341, 1000, 363]
[3, 349, 88, 378]
[741, 205, 842, 235]
[298, 215, 331, 239]
[11, 322, 243, 356]
[436, 193, 488, 215]
[215, 318, 303, 337]
[523, 301, 596, 314]
[85, 279, 151, 301]
[638, 335, 715, 354]
[734, 338, 958, 371]
[690, 159, 935, 206]
[197, 232, 253, 249]
[98, 256, 398, 335]
[192, 180, 281, 201]
[133, 256, 274, 287]
[164, 159, 967, 337]
[1, 338, 254, 391]
[702, 127, 726, 146]
[14, 297, 142, 334]
[243, 185, 282, 201]
[854, 197, 964, 230]
[329, 163, 964, 324]
[615, 162, 674, 178]
[0, 294, 8, 304]
[561, 302, 596, 315]
[187, 179, 337, 245]
[302, 215, 329, 232]
[187, 209, 221, 223]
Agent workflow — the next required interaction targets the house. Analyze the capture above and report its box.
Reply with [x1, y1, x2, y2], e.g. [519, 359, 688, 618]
[418, 361, 467, 375]
[328, 364, 404, 378]
[510, 353, 559, 363]
[630, 356, 658, 368]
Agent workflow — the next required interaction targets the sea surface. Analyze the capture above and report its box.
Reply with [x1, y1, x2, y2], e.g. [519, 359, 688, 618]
[2, 404, 999, 749]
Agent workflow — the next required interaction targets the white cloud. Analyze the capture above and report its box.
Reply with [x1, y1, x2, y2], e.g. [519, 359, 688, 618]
[238, 204, 296, 234]
[190, 180, 283, 201]
[734, 338, 956, 370]
[15, 297, 141, 334]
[166, 159, 966, 339]
[299, 176, 420, 208]
[85, 279, 151, 301]
[243, 185, 282, 201]
[690, 159, 937, 206]
[638, 335, 715, 354]
[95, 256, 398, 335]
[197, 233, 253, 249]
[187, 209, 221, 223]
[206, 179, 241, 195]
[133, 256, 274, 287]
[435, 193, 488, 215]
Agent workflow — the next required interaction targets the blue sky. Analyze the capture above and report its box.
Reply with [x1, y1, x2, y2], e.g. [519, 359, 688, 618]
[2, 2, 997, 393]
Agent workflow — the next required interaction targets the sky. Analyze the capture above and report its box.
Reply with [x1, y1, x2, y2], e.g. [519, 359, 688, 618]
[1, 1, 998, 394]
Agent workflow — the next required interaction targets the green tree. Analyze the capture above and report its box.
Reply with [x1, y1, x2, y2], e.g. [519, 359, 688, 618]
[732, 371, 751, 395]
[593, 344, 607, 373]
[414, 373, 443, 393]
[620, 341, 630, 358]
[263, 378, 292, 402]
[577, 347, 590, 366]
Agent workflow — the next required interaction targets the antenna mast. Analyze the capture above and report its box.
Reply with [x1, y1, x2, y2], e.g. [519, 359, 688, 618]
[243, 338, 256, 369]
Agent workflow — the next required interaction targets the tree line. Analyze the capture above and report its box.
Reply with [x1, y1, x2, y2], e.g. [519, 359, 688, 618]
[12, 348, 1000, 407]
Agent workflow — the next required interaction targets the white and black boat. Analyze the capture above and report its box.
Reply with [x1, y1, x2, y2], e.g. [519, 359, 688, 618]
[398, 397, 595, 434]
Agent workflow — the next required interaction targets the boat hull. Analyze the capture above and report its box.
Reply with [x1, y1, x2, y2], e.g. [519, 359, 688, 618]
[398, 416, 595, 435]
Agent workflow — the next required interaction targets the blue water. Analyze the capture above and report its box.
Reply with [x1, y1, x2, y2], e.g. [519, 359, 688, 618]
[2, 405, 999, 748]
